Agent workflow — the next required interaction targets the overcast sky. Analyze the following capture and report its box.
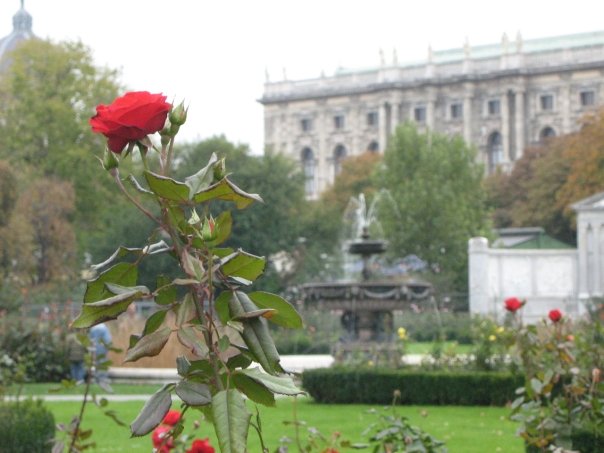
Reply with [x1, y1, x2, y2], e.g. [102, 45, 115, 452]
[1, 1, 603, 154]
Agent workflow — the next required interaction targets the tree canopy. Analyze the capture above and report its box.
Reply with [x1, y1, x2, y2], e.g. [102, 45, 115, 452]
[375, 122, 490, 290]
[485, 108, 604, 245]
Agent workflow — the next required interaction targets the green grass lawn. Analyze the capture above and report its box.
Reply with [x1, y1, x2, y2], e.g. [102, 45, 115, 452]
[15, 382, 160, 396]
[43, 396, 524, 452]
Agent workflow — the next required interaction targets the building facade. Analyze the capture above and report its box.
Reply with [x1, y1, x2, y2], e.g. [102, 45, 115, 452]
[260, 31, 604, 198]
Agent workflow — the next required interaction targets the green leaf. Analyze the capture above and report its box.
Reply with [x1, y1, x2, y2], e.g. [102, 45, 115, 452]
[218, 335, 230, 352]
[104, 283, 150, 295]
[229, 291, 282, 374]
[84, 262, 138, 303]
[125, 174, 154, 197]
[177, 326, 209, 357]
[130, 385, 172, 436]
[248, 291, 303, 329]
[144, 170, 190, 202]
[211, 389, 251, 453]
[237, 367, 304, 396]
[181, 249, 205, 280]
[175, 380, 212, 406]
[184, 152, 219, 197]
[192, 178, 263, 209]
[232, 373, 275, 407]
[231, 308, 276, 321]
[142, 310, 167, 336]
[220, 250, 266, 282]
[176, 356, 191, 376]
[125, 327, 172, 362]
[72, 291, 140, 328]
[214, 291, 232, 325]
[91, 246, 143, 271]
[176, 293, 197, 326]
[155, 275, 178, 305]
[530, 378, 543, 395]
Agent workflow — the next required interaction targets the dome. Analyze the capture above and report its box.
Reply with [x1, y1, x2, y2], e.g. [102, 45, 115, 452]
[0, 1, 35, 72]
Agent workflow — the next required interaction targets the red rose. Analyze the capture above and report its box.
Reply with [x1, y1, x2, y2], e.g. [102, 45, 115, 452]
[186, 438, 215, 453]
[90, 91, 171, 153]
[152, 425, 174, 452]
[504, 297, 523, 312]
[162, 409, 181, 426]
[548, 309, 563, 323]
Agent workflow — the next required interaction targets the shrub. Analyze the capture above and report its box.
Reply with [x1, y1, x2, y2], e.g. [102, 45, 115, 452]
[0, 319, 70, 383]
[0, 399, 55, 452]
[302, 367, 522, 406]
[396, 311, 473, 344]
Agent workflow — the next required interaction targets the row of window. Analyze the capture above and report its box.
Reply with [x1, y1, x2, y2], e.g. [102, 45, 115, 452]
[299, 90, 597, 131]
[301, 112, 379, 132]
[300, 143, 379, 196]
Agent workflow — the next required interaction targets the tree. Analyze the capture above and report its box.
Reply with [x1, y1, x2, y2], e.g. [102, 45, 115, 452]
[0, 38, 122, 255]
[483, 108, 604, 246]
[375, 123, 490, 291]
[321, 152, 381, 213]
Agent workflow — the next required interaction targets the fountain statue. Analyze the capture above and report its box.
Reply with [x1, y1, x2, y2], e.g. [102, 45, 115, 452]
[300, 191, 432, 363]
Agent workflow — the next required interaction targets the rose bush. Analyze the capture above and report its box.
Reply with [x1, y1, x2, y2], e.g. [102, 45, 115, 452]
[186, 438, 215, 453]
[89, 91, 171, 153]
[504, 297, 524, 313]
[70, 90, 305, 452]
[548, 308, 563, 323]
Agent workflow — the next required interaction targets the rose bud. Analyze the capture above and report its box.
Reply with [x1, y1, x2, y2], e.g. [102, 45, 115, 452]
[201, 216, 216, 241]
[169, 101, 188, 126]
[213, 158, 226, 181]
[593, 368, 601, 384]
[102, 147, 119, 171]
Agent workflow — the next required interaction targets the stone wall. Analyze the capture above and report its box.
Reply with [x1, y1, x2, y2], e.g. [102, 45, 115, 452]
[468, 237, 579, 322]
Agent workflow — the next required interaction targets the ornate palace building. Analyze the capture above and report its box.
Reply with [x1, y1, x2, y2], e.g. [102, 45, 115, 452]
[259, 31, 604, 198]
[0, 1, 34, 72]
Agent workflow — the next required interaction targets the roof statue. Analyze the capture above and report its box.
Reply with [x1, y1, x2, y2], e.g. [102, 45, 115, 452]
[0, 0, 35, 72]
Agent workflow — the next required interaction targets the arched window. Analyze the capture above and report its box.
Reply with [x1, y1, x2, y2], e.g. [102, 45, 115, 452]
[367, 141, 379, 153]
[333, 145, 347, 177]
[487, 132, 503, 174]
[539, 126, 556, 142]
[301, 147, 316, 197]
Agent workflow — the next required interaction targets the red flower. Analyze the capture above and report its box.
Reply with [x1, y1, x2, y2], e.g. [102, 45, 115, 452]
[504, 297, 523, 312]
[90, 91, 171, 153]
[152, 425, 174, 452]
[548, 309, 563, 323]
[322, 449, 339, 453]
[162, 409, 181, 426]
[186, 438, 215, 453]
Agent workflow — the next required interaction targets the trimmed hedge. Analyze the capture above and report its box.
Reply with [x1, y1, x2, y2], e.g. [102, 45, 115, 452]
[0, 399, 55, 452]
[302, 367, 523, 406]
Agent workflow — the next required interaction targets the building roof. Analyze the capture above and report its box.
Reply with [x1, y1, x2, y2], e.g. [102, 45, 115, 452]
[493, 227, 573, 249]
[0, 1, 35, 72]
[336, 30, 604, 74]
[572, 191, 604, 212]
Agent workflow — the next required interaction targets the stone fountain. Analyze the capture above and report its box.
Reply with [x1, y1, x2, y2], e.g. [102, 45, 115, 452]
[300, 192, 432, 362]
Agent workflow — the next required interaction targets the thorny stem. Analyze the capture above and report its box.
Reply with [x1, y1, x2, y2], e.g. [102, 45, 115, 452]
[166, 137, 176, 175]
[68, 351, 94, 453]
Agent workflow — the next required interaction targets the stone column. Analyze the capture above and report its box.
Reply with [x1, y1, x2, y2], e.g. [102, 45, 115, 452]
[316, 107, 327, 195]
[379, 102, 388, 152]
[426, 88, 436, 130]
[515, 89, 525, 160]
[469, 237, 491, 316]
[390, 101, 400, 136]
[560, 84, 572, 134]
[501, 92, 511, 165]
[463, 88, 473, 144]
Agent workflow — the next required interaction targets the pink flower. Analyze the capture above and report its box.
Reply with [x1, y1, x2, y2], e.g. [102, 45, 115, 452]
[162, 410, 181, 426]
[186, 438, 215, 453]
[548, 309, 563, 323]
[504, 297, 524, 312]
